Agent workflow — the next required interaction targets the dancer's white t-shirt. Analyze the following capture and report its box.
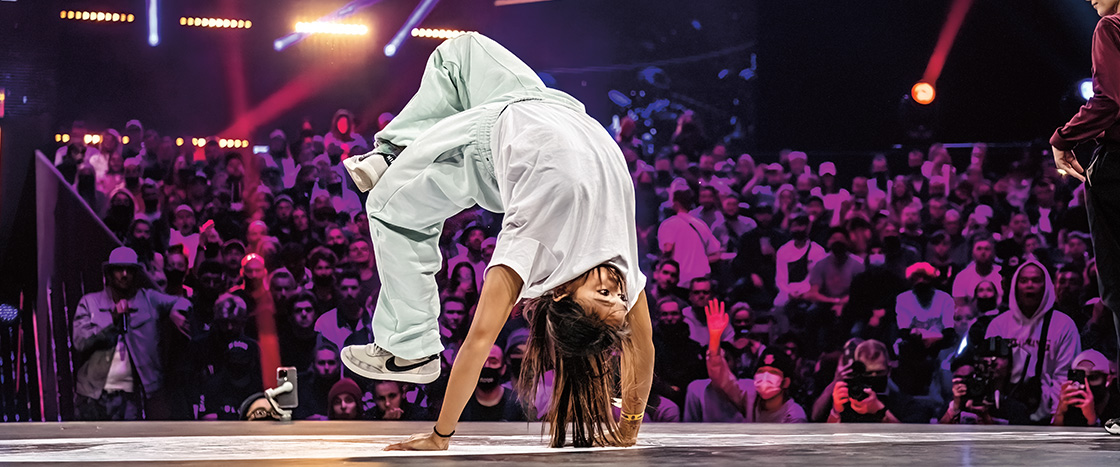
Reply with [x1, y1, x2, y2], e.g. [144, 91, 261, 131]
[486, 100, 647, 310]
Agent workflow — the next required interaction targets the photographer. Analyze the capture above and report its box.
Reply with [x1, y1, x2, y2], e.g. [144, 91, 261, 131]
[815, 339, 940, 423]
[1053, 350, 1120, 427]
[939, 350, 1030, 425]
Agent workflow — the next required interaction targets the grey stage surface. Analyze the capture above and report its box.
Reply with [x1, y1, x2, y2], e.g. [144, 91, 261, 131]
[0, 421, 1118, 465]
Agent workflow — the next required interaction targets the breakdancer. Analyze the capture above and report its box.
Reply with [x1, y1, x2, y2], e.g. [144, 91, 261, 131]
[340, 33, 654, 449]
[1050, 0, 1120, 435]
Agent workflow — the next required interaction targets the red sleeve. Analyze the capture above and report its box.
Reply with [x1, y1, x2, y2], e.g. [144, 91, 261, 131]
[1051, 16, 1120, 150]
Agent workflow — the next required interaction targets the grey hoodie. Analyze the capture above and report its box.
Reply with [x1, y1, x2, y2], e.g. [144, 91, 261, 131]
[985, 260, 1081, 422]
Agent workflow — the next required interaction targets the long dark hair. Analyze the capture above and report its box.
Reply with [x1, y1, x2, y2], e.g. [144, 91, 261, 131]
[517, 264, 631, 447]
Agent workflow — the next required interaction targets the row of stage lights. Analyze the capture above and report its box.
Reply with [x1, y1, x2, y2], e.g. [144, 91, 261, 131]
[60, 11, 135, 22]
[54, 134, 248, 148]
[181, 17, 252, 29]
[294, 22, 369, 35]
[411, 28, 472, 39]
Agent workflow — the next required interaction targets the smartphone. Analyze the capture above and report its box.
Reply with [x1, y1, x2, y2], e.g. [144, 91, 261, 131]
[276, 366, 299, 409]
[1068, 369, 1086, 388]
[253, 145, 269, 154]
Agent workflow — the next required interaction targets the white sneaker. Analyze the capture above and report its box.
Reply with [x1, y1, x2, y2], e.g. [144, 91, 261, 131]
[341, 343, 440, 384]
[1106, 417, 1120, 435]
[343, 151, 390, 193]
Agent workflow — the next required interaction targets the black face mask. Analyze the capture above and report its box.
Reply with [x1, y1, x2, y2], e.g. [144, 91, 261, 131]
[975, 296, 998, 312]
[830, 243, 850, 258]
[656, 170, 672, 186]
[883, 235, 902, 253]
[109, 205, 133, 220]
[312, 274, 334, 287]
[791, 230, 809, 242]
[178, 168, 194, 182]
[78, 174, 97, 193]
[1091, 384, 1109, 404]
[660, 321, 690, 341]
[166, 269, 187, 288]
[338, 296, 362, 321]
[328, 182, 343, 195]
[329, 243, 347, 259]
[508, 358, 523, 380]
[478, 367, 503, 390]
[203, 242, 222, 258]
[125, 176, 140, 188]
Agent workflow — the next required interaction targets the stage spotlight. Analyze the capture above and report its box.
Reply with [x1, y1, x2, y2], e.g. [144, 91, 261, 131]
[83, 134, 92, 145]
[55, 134, 61, 142]
[127, 14, 135, 22]
[176, 137, 184, 146]
[113, 13, 120, 21]
[122, 135, 130, 144]
[91, 134, 101, 145]
[62, 134, 70, 143]
[219, 139, 228, 148]
[911, 82, 936, 105]
[1079, 79, 1094, 101]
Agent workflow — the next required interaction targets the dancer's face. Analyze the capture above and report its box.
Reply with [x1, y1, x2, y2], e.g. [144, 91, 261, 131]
[565, 268, 627, 327]
[1089, 0, 1120, 17]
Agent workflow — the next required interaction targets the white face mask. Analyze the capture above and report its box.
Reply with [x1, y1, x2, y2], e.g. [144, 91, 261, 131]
[754, 372, 784, 400]
[869, 253, 886, 266]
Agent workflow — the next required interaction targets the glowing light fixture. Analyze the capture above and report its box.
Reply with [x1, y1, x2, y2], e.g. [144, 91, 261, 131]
[911, 82, 936, 105]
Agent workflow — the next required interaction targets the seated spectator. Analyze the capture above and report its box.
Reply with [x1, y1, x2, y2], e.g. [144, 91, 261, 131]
[446, 225, 487, 291]
[953, 236, 1003, 307]
[704, 299, 807, 422]
[460, 345, 526, 421]
[295, 341, 342, 420]
[279, 291, 324, 372]
[371, 380, 425, 420]
[896, 262, 955, 340]
[190, 294, 263, 420]
[985, 261, 1081, 423]
[315, 269, 370, 349]
[646, 259, 686, 305]
[653, 296, 707, 408]
[774, 214, 826, 307]
[1053, 349, 1120, 427]
[327, 378, 364, 420]
[682, 277, 733, 346]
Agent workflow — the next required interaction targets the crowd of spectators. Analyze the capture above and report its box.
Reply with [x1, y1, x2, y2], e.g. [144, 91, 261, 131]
[57, 107, 1120, 427]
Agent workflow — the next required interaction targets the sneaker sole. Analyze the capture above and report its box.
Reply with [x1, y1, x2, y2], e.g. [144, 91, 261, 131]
[1106, 423, 1120, 436]
[341, 347, 440, 384]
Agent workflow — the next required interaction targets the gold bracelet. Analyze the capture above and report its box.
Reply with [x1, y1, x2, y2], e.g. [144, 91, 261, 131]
[621, 412, 644, 422]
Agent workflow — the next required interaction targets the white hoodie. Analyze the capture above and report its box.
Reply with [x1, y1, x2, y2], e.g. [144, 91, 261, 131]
[985, 260, 1081, 422]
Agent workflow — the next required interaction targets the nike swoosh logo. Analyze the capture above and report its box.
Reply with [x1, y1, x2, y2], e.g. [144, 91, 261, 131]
[385, 355, 438, 372]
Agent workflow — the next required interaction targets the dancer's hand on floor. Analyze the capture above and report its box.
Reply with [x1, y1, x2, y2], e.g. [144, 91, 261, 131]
[614, 418, 640, 447]
[384, 431, 450, 451]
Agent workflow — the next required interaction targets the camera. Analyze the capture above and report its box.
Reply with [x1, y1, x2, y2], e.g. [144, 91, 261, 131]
[845, 361, 888, 402]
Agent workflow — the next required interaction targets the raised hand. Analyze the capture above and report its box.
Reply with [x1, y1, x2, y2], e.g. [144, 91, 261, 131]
[704, 298, 728, 338]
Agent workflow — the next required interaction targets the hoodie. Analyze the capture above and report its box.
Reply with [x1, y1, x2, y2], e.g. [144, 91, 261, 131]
[985, 260, 1081, 422]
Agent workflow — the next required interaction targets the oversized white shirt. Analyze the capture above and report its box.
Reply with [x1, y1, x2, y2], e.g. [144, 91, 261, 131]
[486, 100, 647, 309]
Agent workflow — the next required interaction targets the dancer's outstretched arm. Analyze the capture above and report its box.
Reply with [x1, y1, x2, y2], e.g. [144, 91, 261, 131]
[618, 291, 654, 445]
[386, 265, 523, 451]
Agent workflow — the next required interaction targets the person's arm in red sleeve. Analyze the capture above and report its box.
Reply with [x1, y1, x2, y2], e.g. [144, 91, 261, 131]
[1052, 16, 1120, 151]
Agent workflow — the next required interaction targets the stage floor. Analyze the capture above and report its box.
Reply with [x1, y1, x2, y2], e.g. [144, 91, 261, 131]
[0, 421, 1118, 465]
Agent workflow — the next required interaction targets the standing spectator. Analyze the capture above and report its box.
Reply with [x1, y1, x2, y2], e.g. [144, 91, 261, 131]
[659, 181, 721, 287]
[682, 277, 733, 346]
[985, 261, 1082, 422]
[690, 186, 723, 229]
[646, 259, 686, 305]
[72, 247, 190, 420]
